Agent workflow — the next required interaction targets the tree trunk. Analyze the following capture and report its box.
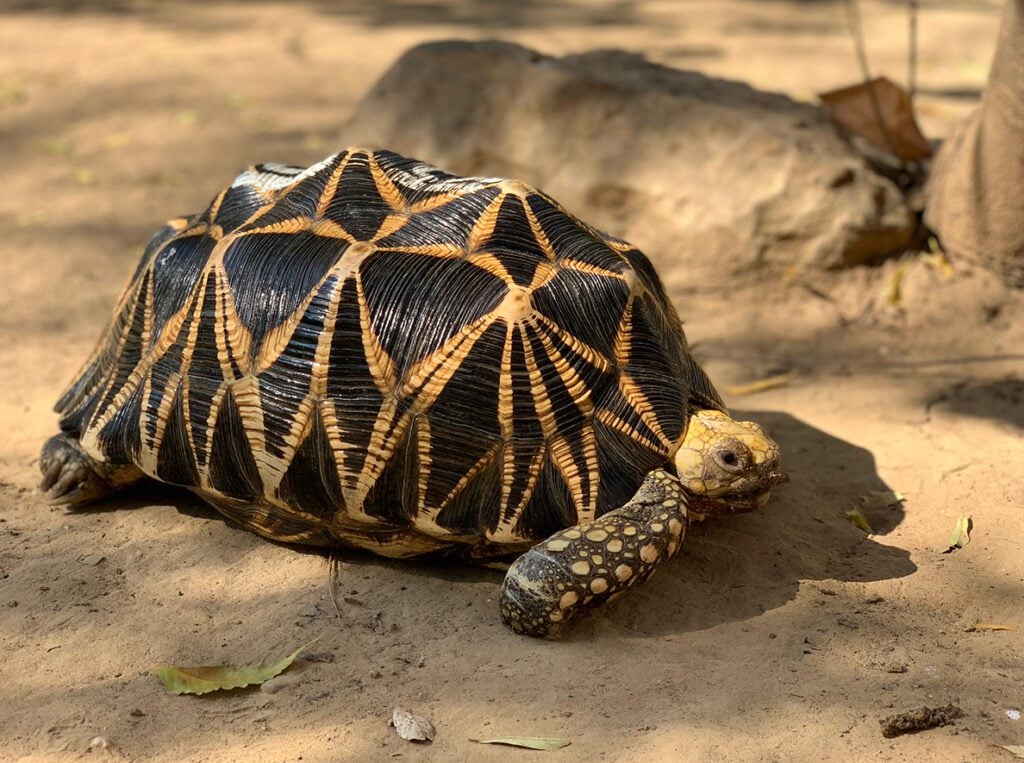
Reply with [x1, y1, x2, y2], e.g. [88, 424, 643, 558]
[925, 0, 1024, 286]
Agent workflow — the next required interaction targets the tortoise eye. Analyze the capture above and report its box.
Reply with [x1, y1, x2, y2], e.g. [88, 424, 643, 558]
[712, 442, 751, 474]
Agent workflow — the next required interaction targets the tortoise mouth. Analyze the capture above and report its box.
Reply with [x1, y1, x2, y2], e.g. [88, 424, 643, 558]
[684, 468, 787, 520]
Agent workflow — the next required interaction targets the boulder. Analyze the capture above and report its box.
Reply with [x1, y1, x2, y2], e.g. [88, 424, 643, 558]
[341, 40, 915, 291]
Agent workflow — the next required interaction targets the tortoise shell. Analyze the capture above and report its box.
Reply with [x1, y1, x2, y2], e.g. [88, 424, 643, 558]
[55, 149, 723, 555]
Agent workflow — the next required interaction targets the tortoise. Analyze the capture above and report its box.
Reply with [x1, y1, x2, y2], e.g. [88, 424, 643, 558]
[39, 148, 785, 638]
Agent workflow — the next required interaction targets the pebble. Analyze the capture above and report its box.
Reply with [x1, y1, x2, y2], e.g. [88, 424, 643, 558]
[260, 673, 301, 694]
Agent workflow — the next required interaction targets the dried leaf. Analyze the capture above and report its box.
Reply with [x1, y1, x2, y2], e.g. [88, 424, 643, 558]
[153, 638, 316, 695]
[886, 262, 910, 308]
[820, 77, 932, 162]
[391, 708, 435, 742]
[971, 623, 1014, 632]
[175, 109, 202, 127]
[722, 370, 798, 397]
[226, 93, 251, 109]
[74, 167, 95, 186]
[0, 76, 27, 106]
[844, 508, 874, 534]
[475, 737, 572, 751]
[925, 238, 955, 278]
[41, 138, 73, 157]
[1000, 746, 1024, 759]
[944, 514, 971, 553]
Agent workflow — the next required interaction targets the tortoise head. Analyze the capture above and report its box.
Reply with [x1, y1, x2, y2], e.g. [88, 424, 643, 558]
[673, 409, 786, 520]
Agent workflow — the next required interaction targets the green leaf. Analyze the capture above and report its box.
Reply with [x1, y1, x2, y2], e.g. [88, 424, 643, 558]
[844, 508, 874, 534]
[153, 638, 317, 695]
[944, 514, 972, 553]
[474, 737, 572, 750]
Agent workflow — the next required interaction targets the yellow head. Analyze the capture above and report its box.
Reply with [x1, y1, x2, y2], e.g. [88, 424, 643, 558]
[673, 409, 786, 519]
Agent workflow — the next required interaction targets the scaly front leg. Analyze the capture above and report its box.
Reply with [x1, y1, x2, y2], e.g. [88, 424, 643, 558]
[500, 470, 687, 638]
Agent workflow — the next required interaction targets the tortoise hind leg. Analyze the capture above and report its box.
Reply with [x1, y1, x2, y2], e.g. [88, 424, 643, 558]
[500, 470, 687, 638]
[39, 433, 144, 507]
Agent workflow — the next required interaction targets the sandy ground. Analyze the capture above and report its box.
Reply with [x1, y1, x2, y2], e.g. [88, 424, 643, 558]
[2, 1, 1023, 761]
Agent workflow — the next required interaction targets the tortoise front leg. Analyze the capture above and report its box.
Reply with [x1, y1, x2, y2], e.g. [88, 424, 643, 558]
[39, 433, 144, 507]
[500, 470, 687, 638]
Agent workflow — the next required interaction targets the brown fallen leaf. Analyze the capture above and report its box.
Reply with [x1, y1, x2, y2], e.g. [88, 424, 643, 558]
[391, 707, 435, 743]
[968, 623, 1014, 632]
[886, 262, 910, 308]
[722, 370, 798, 397]
[474, 737, 572, 750]
[820, 77, 932, 162]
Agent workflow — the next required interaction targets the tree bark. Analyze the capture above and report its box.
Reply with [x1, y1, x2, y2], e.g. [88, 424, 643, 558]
[925, 0, 1024, 286]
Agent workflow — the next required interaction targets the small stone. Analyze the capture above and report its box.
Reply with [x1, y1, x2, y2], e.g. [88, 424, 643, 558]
[81, 554, 105, 566]
[129, 708, 145, 717]
[260, 673, 301, 694]
[303, 651, 336, 663]
[298, 603, 321, 618]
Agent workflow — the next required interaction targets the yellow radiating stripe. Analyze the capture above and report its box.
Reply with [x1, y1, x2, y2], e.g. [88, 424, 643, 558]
[466, 190, 504, 252]
[81, 272, 155, 455]
[532, 313, 612, 374]
[466, 251, 513, 284]
[242, 216, 314, 236]
[376, 243, 465, 258]
[595, 408, 664, 453]
[206, 189, 227, 225]
[215, 265, 254, 376]
[367, 151, 408, 211]
[312, 218, 357, 242]
[415, 415, 432, 516]
[355, 272, 397, 395]
[617, 373, 671, 450]
[521, 195, 558, 262]
[371, 213, 410, 241]
[497, 320, 516, 516]
[561, 258, 626, 280]
[416, 442, 502, 533]
[314, 152, 351, 220]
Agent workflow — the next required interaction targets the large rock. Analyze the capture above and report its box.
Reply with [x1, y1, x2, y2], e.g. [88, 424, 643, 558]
[341, 41, 915, 292]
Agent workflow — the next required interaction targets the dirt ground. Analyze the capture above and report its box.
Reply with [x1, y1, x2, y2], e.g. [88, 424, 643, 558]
[2, 1, 1023, 761]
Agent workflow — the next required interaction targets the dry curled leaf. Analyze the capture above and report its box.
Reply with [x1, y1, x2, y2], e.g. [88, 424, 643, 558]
[819, 77, 932, 162]
[391, 708, 435, 743]
[944, 514, 972, 553]
[1003, 745, 1024, 759]
[474, 737, 572, 750]
[153, 638, 316, 695]
[722, 370, 798, 396]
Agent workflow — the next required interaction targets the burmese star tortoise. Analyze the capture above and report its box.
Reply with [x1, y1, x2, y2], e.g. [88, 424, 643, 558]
[40, 148, 785, 637]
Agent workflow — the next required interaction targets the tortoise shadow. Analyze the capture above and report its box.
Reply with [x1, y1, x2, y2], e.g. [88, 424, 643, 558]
[71, 408, 916, 637]
[584, 409, 916, 638]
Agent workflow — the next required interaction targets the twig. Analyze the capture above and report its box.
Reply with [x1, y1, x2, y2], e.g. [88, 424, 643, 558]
[842, 0, 904, 167]
[907, 0, 919, 103]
